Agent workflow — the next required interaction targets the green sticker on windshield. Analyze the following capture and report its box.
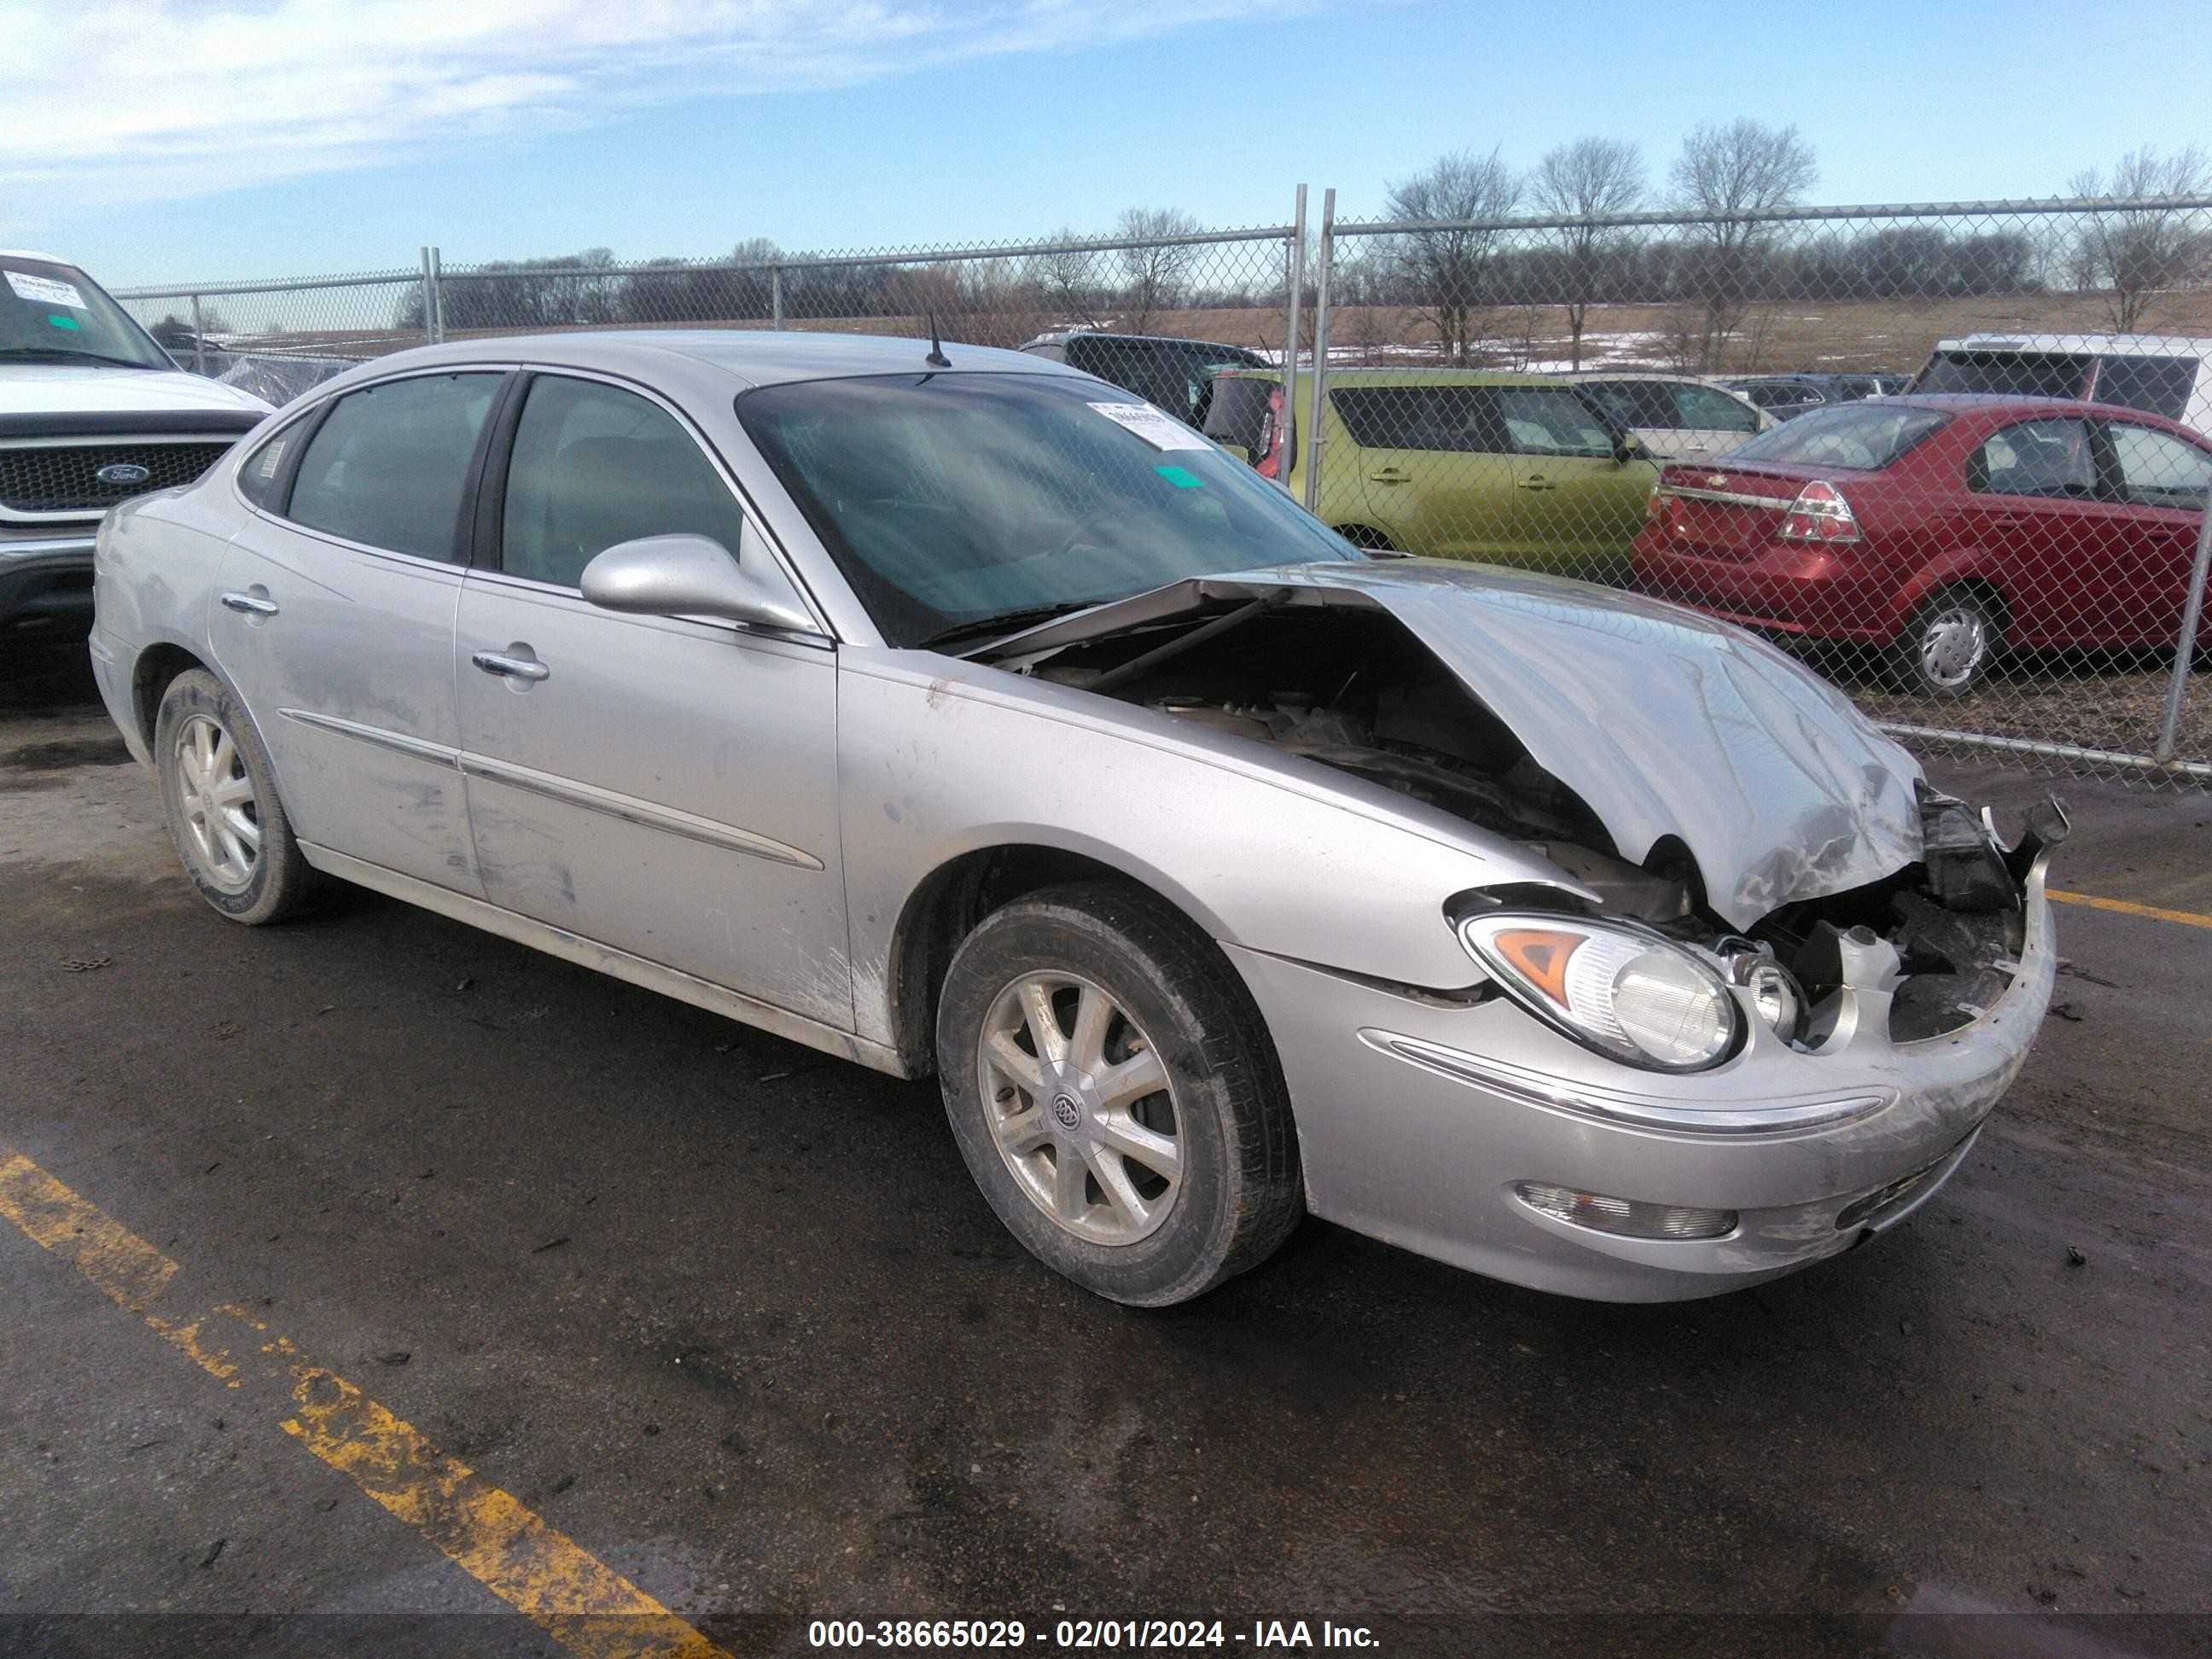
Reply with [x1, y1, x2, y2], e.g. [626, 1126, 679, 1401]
[46, 314, 79, 330]
[1155, 464, 1203, 489]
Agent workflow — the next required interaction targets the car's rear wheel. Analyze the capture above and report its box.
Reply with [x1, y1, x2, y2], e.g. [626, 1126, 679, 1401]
[154, 668, 323, 924]
[935, 882, 1303, 1306]
[1892, 587, 2002, 699]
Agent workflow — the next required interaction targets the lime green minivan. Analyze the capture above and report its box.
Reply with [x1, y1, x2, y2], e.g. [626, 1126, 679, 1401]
[1202, 368, 1660, 574]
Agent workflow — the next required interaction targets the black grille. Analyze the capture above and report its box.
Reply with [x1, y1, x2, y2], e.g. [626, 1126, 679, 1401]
[0, 441, 237, 514]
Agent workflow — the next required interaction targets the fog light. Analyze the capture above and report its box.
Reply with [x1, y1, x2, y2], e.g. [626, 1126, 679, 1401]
[1514, 1182, 1737, 1240]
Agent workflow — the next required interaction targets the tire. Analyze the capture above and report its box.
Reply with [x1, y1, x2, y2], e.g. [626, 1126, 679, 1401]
[1891, 587, 2003, 700]
[935, 882, 1303, 1307]
[153, 668, 324, 924]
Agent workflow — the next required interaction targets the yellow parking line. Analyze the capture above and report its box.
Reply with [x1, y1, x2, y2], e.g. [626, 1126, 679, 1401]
[2048, 888, 2212, 930]
[0, 1150, 730, 1659]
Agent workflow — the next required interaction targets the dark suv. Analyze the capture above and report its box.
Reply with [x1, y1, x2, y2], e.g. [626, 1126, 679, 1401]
[1018, 330, 1268, 428]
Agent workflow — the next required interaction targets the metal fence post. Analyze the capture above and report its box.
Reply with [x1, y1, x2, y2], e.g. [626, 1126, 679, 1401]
[2155, 504, 2212, 765]
[1301, 188, 1337, 515]
[189, 294, 207, 375]
[428, 247, 445, 344]
[771, 265, 784, 330]
[419, 247, 437, 344]
[1278, 185, 1307, 498]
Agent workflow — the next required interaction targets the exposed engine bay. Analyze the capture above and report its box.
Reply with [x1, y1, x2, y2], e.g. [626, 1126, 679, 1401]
[1007, 600, 2066, 1046]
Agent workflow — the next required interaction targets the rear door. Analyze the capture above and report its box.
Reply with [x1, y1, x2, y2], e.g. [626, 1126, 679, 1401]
[210, 368, 509, 892]
[1959, 415, 2115, 645]
[2100, 418, 2212, 643]
[1668, 381, 1765, 459]
[1324, 385, 1518, 556]
[454, 370, 851, 1027]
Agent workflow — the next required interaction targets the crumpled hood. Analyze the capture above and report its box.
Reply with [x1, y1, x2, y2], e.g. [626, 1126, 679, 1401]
[990, 560, 1925, 929]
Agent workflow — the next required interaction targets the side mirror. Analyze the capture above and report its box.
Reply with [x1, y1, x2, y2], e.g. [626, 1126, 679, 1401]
[1613, 431, 1647, 464]
[580, 533, 814, 633]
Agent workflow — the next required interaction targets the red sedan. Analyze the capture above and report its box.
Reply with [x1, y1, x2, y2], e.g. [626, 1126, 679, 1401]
[1631, 393, 2211, 696]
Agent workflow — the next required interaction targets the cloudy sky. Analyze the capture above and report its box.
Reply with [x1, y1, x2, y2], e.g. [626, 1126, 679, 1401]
[9, 0, 2212, 286]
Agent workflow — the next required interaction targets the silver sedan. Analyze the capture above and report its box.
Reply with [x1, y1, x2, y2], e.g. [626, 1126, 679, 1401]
[89, 331, 2064, 1306]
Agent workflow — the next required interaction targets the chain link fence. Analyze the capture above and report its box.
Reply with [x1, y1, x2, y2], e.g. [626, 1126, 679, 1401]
[114, 188, 2211, 784]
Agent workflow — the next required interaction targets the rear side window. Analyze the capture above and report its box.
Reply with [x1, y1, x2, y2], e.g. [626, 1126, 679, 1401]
[235, 425, 299, 508]
[500, 375, 749, 588]
[2109, 422, 2212, 509]
[1330, 387, 1437, 449]
[1968, 418, 2097, 498]
[1731, 404, 1948, 470]
[1673, 382, 1760, 433]
[1580, 380, 1676, 429]
[286, 373, 503, 559]
[2091, 356, 2195, 421]
[1916, 350, 2092, 400]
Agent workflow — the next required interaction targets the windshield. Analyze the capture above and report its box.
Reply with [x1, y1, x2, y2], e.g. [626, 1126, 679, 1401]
[0, 257, 172, 370]
[736, 372, 1362, 645]
[1726, 402, 1949, 471]
[1913, 350, 2091, 401]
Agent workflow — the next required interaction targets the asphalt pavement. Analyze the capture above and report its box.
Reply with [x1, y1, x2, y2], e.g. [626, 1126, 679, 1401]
[2, 639, 2207, 1657]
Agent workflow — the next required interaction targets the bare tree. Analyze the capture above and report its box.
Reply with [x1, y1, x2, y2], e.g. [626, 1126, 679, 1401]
[1382, 147, 1522, 364]
[2067, 145, 2212, 331]
[1530, 137, 1644, 368]
[1116, 207, 1202, 331]
[1023, 226, 1102, 328]
[1668, 119, 1818, 369]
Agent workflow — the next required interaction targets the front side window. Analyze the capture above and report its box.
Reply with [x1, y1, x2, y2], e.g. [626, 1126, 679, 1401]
[1969, 418, 2097, 499]
[1494, 387, 1615, 457]
[2092, 356, 2196, 422]
[2109, 422, 2212, 509]
[500, 376, 751, 588]
[1673, 382, 1761, 433]
[1585, 381, 1677, 429]
[736, 372, 1359, 646]
[286, 373, 503, 559]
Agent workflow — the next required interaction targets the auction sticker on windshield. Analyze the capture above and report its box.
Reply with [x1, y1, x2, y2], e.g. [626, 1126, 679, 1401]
[1089, 401, 1208, 451]
[6, 271, 86, 309]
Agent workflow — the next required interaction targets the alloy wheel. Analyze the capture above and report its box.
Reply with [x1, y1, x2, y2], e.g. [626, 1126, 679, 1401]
[172, 713, 261, 893]
[975, 971, 1182, 1246]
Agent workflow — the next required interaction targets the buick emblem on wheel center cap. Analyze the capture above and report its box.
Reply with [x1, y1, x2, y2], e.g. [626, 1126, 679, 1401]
[1051, 1092, 1083, 1131]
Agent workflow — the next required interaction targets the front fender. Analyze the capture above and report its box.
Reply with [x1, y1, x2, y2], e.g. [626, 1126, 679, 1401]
[836, 652, 1579, 1048]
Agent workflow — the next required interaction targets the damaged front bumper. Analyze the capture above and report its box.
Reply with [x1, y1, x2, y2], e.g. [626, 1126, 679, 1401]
[1225, 861, 2058, 1302]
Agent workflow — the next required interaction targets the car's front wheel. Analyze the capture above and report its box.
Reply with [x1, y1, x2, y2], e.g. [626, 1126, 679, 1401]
[154, 668, 323, 924]
[1893, 586, 2003, 699]
[936, 882, 1303, 1306]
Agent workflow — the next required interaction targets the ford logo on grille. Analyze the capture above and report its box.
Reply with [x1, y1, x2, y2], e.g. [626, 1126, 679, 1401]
[96, 463, 153, 487]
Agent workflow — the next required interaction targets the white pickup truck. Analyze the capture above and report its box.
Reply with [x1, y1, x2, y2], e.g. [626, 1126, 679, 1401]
[2, 252, 272, 638]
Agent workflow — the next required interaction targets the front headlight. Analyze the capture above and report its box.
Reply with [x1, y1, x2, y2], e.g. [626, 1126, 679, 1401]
[1458, 912, 1741, 1073]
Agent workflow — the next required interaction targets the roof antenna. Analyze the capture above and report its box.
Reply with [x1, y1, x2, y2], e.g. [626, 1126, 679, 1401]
[925, 311, 951, 369]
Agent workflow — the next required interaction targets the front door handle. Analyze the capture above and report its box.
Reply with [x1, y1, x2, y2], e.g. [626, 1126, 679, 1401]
[1518, 475, 1557, 491]
[472, 650, 550, 683]
[1368, 467, 1411, 485]
[219, 591, 279, 617]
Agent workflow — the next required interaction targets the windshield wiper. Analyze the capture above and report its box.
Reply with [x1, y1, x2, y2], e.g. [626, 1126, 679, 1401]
[915, 599, 1108, 655]
[0, 346, 157, 369]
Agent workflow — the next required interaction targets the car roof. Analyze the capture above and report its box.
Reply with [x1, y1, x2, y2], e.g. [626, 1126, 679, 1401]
[305, 329, 1089, 392]
[1932, 332, 2212, 355]
[1025, 329, 1261, 355]
[1810, 392, 2203, 429]
[1552, 370, 1741, 387]
[0, 248, 74, 265]
[1214, 366, 1601, 387]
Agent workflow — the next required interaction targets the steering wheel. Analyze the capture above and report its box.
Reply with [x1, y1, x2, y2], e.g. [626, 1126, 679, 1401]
[1042, 504, 1125, 562]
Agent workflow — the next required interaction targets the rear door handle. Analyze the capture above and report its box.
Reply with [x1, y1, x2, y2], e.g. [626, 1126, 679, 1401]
[472, 650, 550, 683]
[219, 591, 278, 616]
[1518, 476, 1557, 491]
[1368, 467, 1411, 484]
